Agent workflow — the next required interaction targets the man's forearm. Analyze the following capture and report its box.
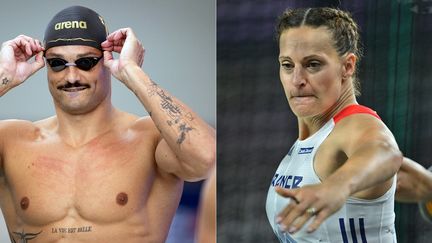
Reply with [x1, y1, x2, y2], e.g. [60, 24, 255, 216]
[121, 65, 215, 168]
[0, 69, 12, 97]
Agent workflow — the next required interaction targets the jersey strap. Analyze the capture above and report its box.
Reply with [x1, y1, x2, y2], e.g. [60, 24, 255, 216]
[333, 104, 381, 124]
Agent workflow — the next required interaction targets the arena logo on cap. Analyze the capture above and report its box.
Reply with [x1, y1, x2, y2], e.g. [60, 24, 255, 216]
[54, 21, 87, 30]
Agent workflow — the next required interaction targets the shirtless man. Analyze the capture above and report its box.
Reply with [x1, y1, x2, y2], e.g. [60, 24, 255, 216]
[0, 5, 215, 243]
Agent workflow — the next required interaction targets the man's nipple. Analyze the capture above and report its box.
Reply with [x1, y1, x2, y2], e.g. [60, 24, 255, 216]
[20, 197, 30, 210]
[116, 192, 128, 206]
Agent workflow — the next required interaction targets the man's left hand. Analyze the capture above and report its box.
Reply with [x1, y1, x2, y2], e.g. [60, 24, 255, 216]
[101, 28, 144, 82]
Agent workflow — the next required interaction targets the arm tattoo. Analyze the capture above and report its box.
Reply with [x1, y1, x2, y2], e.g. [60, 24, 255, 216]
[148, 79, 195, 145]
[177, 123, 193, 144]
[10, 230, 42, 243]
[2, 77, 9, 86]
[147, 79, 159, 97]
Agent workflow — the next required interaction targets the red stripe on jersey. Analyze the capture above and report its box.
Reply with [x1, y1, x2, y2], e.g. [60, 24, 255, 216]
[333, 104, 381, 124]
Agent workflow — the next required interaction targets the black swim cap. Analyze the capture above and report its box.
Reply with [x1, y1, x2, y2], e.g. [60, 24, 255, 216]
[44, 6, 108, 51]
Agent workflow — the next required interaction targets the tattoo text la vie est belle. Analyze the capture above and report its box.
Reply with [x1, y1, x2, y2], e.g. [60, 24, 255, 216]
[51, 226, 92, 234]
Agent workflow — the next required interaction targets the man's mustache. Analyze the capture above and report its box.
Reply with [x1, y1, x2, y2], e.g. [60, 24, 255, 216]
[57, 82, 90, 89]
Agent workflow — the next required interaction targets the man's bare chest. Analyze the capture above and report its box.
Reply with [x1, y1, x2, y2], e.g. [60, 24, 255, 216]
[2, 135, 156, 225]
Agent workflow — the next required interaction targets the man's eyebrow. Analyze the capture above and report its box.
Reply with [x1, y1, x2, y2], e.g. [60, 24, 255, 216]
[77, 52, 101, 58]
[45, 53, 64, 58]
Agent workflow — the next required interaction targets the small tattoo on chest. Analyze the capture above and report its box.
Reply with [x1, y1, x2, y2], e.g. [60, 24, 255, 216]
[10, 230, 42, 243]
[2, 77, 9, 85]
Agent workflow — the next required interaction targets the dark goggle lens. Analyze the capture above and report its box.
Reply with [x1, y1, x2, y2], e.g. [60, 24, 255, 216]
[47, 58, 67, 72]
[47, 57, 102, 72]
[75, 57, 100, 71]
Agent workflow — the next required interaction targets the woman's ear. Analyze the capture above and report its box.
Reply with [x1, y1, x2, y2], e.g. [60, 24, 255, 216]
[342, 53, 357, 79]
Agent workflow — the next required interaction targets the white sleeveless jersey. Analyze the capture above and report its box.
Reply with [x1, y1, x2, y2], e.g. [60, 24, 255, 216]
[265, 105, 397, 243]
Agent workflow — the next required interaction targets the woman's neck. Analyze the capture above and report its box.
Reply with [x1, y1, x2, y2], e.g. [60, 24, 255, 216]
[298, 86, 356, 140]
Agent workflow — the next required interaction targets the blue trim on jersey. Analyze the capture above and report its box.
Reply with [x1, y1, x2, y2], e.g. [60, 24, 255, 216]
[287, 144, 295, 156]
[359, 218, 367, 243]
[349, 218, 358, 243]
[339, 218, 349, 243]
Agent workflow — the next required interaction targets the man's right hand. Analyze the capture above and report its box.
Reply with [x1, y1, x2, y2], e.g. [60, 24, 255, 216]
[0, 35, 45, 95]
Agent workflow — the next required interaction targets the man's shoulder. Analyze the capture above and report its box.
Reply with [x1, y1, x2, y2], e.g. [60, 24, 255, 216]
[122, 112, 156, 131]
[1, 115, 57, 134]
[0, 118, 37, 131]
[113, 113, 160, 148]
[113, 111, 159, 138]
[0, 118, 45, 146]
